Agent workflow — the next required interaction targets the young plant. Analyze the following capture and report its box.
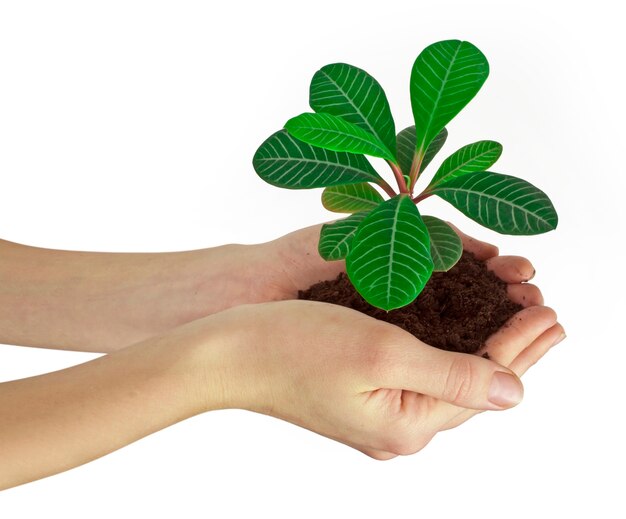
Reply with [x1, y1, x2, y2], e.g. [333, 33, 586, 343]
[253, 40, 558, 311]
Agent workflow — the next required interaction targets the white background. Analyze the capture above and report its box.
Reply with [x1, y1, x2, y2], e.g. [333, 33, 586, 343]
[1, 0, 624, 517]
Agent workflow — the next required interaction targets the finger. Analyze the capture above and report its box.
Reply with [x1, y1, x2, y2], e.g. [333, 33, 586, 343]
[485, 255, 536, 283]
[438, 324, 565, 432]
[507, 283, 544, 307]
[378, 342, 524, 411]
[446, 222, 499, 260]
[479, 306, 558, 367]
[509, 323, 566, 376]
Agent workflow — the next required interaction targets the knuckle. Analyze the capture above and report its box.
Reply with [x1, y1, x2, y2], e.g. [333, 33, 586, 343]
[360, 324, 410, 382]
[442, 356, 476, 406]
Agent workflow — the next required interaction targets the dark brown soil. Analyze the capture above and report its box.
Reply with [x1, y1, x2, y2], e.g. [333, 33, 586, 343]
[298, 251, 523, 354]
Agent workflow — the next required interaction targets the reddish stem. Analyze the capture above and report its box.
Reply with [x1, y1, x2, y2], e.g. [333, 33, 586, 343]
[408, 152, 424, 193]
[387, 161, 409, 194]
[377, 178, 397, 198]
[412, 191, 432, 204]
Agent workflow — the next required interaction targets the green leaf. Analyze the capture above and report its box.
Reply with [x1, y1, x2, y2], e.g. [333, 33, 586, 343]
[253, 130, 383, 189]
[322, 183, 384, 213]
[411, 40, 489, 157]
[428, 140, 502, 188]
[422, 216, 463, 271]
[421, 127, 449, 174]
[346, 195, 433, 310]
[432, 171, 558, 235]
[285, 112, 396, 162]
[318, 211, 368, 261]
[310, 63, 397, 162]
[396, 125, 448, 176]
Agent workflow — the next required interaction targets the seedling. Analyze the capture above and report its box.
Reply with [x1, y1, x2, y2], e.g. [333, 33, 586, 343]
[253, 40, 558, 311]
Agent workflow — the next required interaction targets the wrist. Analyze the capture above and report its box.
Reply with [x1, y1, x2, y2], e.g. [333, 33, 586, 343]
[173, 311, 242, 414]
[180, 305, 277, 415]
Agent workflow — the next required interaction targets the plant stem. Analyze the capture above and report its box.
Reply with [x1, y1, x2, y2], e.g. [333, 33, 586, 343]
[412, 191, 432, 204]
[377, 177, 397, 198]
[387, 161, 409, 194]
[408, 150, 424, 192]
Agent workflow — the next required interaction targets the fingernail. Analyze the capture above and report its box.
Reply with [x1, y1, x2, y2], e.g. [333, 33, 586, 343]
[552, 332, 566, 347]
[527, 268, 536, 281]
[488, 372, 524, 408]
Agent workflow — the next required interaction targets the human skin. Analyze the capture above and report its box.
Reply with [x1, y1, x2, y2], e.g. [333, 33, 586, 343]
[0, 225, 564, 488]
[0, 223, 554, 353]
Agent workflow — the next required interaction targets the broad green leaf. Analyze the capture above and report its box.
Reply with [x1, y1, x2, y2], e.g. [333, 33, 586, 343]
[346, 195, 433, 310]
[322, 183, 384, 213]
[285, 112, 395, 162]
[310, 63, 397, 162]
[428, 140, 502, 188]
[411, 40, 489, 157]
[432, 172, 558, 235]
[253, 130, 383, 189]
[422, 216, 462, 271]
[318, 211, 368, 261]
[396, 125, 448, 176]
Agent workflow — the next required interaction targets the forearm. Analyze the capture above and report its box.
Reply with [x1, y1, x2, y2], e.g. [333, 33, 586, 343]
[0, 316, 225, 490]
[0, 239, 255, 352]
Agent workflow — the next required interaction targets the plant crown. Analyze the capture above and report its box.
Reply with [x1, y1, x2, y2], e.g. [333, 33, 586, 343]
[253, 40, 558, 311]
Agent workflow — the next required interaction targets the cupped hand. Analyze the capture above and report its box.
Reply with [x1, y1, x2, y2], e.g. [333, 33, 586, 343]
[211, 222, 564, 459]
[199, 299, 560, 460]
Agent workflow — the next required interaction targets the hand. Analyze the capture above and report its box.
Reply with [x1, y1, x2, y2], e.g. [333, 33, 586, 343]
[0, 225, 562, 490]
[196, 290, 561, 460]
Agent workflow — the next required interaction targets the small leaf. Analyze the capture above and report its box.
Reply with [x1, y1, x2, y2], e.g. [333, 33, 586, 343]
[318, 212, 368, 261]
[253, 130, 383, 189]
[432, 171, 558, 235]
[322, 183, 384, 213]
[411, 40, 489, 157]
[428, 140, 502, 188]
[285, 112, 396, 162]
[346, 195, 433, 310]
[422, 216, 462, 271]
[310, 63, 397, 161]
[397, 125, 448, 176]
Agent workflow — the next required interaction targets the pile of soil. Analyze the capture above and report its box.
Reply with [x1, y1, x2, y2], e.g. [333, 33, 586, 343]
[298, 251, 523, 355]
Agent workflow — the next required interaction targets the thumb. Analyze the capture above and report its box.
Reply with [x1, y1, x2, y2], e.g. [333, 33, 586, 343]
[381, 342, 524, 411]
